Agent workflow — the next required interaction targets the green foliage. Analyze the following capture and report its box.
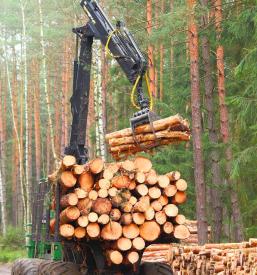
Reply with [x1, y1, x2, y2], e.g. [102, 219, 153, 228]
[0, 227, 25, 249]
[0, 248, 26, 263]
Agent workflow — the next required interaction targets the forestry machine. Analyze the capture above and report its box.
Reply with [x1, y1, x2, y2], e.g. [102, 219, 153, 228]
[11, 0, 174, 274]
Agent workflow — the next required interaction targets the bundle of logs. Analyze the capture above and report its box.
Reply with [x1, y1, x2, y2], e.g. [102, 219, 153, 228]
[105, 114, 190, 158]
[49, 155, 190, 266]
[142, 220, 212, 262]
[142, 239, 257, 274]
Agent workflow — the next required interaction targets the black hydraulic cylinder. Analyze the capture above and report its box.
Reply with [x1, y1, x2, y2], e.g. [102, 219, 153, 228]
[65, 35, 93, 164]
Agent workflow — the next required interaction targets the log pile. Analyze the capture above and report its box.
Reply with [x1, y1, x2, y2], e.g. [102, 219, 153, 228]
[49, 155, 190, 266]
[142, 239, 257, 274]
[142, 220, 212, 263]
[105, 114, 190, 158]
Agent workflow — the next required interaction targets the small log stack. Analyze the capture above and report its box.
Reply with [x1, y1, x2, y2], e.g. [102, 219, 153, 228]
[142, 239, 257, 274]
[105, 114, 190, 158]
[49, 155, 190, 267]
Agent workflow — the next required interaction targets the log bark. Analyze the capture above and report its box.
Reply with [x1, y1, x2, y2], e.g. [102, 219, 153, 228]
[108, 130, 190, 147]
[105, 114, 186, 139]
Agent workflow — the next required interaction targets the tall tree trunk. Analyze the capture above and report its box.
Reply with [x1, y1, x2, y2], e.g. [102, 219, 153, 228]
[187, 0, 208, 245]
[101, 47, 107, 151]
[61, 42, 69, 154]
[0, 77, 7, 235]
[200, 0, 223, 242]
[170, 0, 174, 88]
[11, 47, 20, 226]
[38, 0, 58, 168]
[20, 0, 31, 223]
[32, 59, 41, 183]
[147, 0, 156, 97]
[4, 38, 26, 226]
[213, 0, 243, 242]
[93, 42, 106, 159]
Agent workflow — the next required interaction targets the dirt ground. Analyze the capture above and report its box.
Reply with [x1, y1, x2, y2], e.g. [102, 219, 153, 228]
[0, 264, 11, 275]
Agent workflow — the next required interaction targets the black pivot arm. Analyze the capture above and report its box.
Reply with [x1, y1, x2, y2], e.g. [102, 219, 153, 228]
[81, 0, 150, 110]
[65, 25, 94, 164]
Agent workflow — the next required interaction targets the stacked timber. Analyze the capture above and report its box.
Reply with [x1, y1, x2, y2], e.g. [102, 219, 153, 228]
[142, 220, 212, 263]
[105, 114, 190, 158]
[49, 155, 190, 266]
[143, 239, 257, 274]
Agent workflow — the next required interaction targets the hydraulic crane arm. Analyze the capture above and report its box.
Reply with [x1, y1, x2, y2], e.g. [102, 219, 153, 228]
[65, 0, 158, 164]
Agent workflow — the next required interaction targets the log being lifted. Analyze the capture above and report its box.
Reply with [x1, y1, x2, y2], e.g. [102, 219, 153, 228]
[105, 114, 190, 157]
[105, 114, 189, 139]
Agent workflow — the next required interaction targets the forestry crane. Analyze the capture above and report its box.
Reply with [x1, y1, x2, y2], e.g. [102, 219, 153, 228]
[11, 0, 174, 274]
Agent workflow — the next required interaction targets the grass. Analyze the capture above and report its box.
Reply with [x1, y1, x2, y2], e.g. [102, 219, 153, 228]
[0, 226, 26, 262]
[0, 248, 26, 263]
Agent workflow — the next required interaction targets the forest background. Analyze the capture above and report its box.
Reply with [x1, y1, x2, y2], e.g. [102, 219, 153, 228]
[0, 0, 256, 261]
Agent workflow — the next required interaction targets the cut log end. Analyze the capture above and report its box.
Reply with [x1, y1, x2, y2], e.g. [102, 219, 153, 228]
[139, 221, 160, 242]
[174, 224, 190, 240]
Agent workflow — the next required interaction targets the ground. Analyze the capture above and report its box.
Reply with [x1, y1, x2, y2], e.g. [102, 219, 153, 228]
[0, 264, 11, 275]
